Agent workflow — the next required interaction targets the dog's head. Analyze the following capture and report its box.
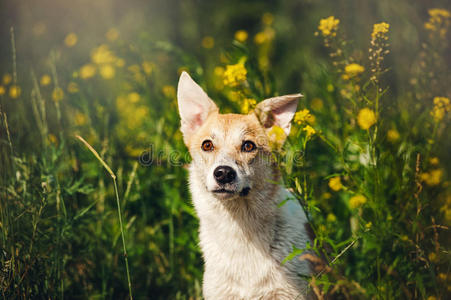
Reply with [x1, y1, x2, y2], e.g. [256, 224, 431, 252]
[177, 71, 301, 200]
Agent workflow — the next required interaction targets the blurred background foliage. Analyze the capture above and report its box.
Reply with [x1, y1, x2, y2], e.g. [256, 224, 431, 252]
[0, 0, 450, 299]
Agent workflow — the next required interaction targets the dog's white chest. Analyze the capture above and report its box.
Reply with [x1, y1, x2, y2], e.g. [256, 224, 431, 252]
[192, 189, 310, 300]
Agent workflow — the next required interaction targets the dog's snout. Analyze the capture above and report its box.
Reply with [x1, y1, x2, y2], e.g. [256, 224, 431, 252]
[214, 166, 236, 184]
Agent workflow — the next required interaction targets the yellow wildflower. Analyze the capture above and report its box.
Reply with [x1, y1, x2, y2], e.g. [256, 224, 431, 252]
[64, 33, 78, 47]
[74, 112, 87, 126]
[214, 66, 224, 76]
[311, 98, 324, 111]
[162, 85, 176, 98]
[328, 177, 342, 191]
[427, 296, 437, 300]
[387, 129, 400, 142]
[0, 86, 5, 95]
[80, 64, 96, 79]
[357, 108, 377, 130]
[48, 134, 57, 145]
[323, 192, 332, 200]
[267, 125, 286, 146]
[241, 98, 257, 114]
[3, 74, 12, 85]
[400, 235, 409, 241]
[254, 27, 275, 44]
[40, 75, 51, 86]
[431, 97, 450, 122]
[318, 16, 340, 37]
[371, 22, 390, 39]
[349, 194, 367, 209]
[235, 30, 248, 42]
[67, 82, 79, 93]
[52, 87, 64, 102]
[128, 92, 140, 103]
[344, 63, 365, 78]
[425, 9, 450, 37]
[303, 125, 316, 138]
[438, 273, 447, 281]
[365, 222, 372, 229]
[9, 85, 21, 98]
[421, 169, 443, 186]
[326, 213, 337, 222]
[91, 44, 116, 65]
[326, 84, 334, 92]
[100, 64, 115, 79]
[202, 36, 215, 49]
[142, 61, 153, 74]
[262, 12, 274, 25]
[106, 28, 119, 41]
[294, 109, 315, 125]
[223, 61, 247, 87]
[429, 157, 439, 165]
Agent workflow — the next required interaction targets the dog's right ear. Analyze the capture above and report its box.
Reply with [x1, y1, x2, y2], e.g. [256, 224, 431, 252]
[177, 72, 218, 144]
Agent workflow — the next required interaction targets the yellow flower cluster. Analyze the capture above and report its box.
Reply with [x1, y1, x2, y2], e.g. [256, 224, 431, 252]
[294, 109, 315, 125]
[318, 16, 340, 37]
[9, 85, 21, 99]
[106, 28, 119, 42]
[52, 87, 64, 102]
[267, 125, 286, 147]
[326, 213, 337, 222]
[357, 108, 376, 130]
[328, 176, 342, 191]
[64, 33, 78, 47]
[0, 74, 21, 99]
[371, 22, 390, 39]
[79, 44, 123, 80]
[202, 36, 215, 49]
[421, 169, 443, 186]
[116, 94, 149, 130]
[344, 63, 365, 79]
[387, 129, 400, 142]
[235, 30, 248, 42]
[162, 85, 176, 98]
[241, 98, 257, 114]
[303, 125, 316, 139]
[254, 27, 275, 44]
[430, 97, 450, 122]
[440, 195, 451, 224]
[424, 8, 450, 37]
[223, 61, 247, 87]
[40, 75, 51, 86]
[349, 194, 367, 209]
[74, 111, 87, 126]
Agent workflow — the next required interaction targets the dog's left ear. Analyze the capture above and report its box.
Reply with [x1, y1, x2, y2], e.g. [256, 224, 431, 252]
[254, 94, 303, 138]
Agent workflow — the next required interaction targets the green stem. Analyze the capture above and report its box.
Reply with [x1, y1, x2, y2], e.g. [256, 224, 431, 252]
[113, 178, 133, 300]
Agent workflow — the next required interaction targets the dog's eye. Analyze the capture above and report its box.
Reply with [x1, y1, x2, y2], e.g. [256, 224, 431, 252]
[201, 140, 214, 152]
[241, 140, 256, 152]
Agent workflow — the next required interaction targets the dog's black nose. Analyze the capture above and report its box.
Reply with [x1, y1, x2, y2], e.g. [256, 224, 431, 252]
[214, 166, 236, 184]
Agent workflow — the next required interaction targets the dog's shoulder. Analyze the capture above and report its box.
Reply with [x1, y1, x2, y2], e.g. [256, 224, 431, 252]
[271, 188, 313, 276]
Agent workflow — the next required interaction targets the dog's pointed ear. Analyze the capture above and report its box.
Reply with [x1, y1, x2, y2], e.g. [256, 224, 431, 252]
[177, 72, 218, 143]
[254, 93, 302, 138]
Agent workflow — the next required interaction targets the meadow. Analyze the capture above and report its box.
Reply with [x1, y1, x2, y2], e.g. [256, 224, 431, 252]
[0, 0, 450, 299]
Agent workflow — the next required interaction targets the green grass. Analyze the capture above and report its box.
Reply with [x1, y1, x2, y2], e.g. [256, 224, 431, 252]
[0, 0, 450, 299]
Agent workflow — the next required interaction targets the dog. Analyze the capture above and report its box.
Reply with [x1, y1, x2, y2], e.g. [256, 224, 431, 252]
[177, 72, 313, 299]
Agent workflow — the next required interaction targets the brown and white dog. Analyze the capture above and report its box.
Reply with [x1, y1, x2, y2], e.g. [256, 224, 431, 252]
[177, 71, 312, 299]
